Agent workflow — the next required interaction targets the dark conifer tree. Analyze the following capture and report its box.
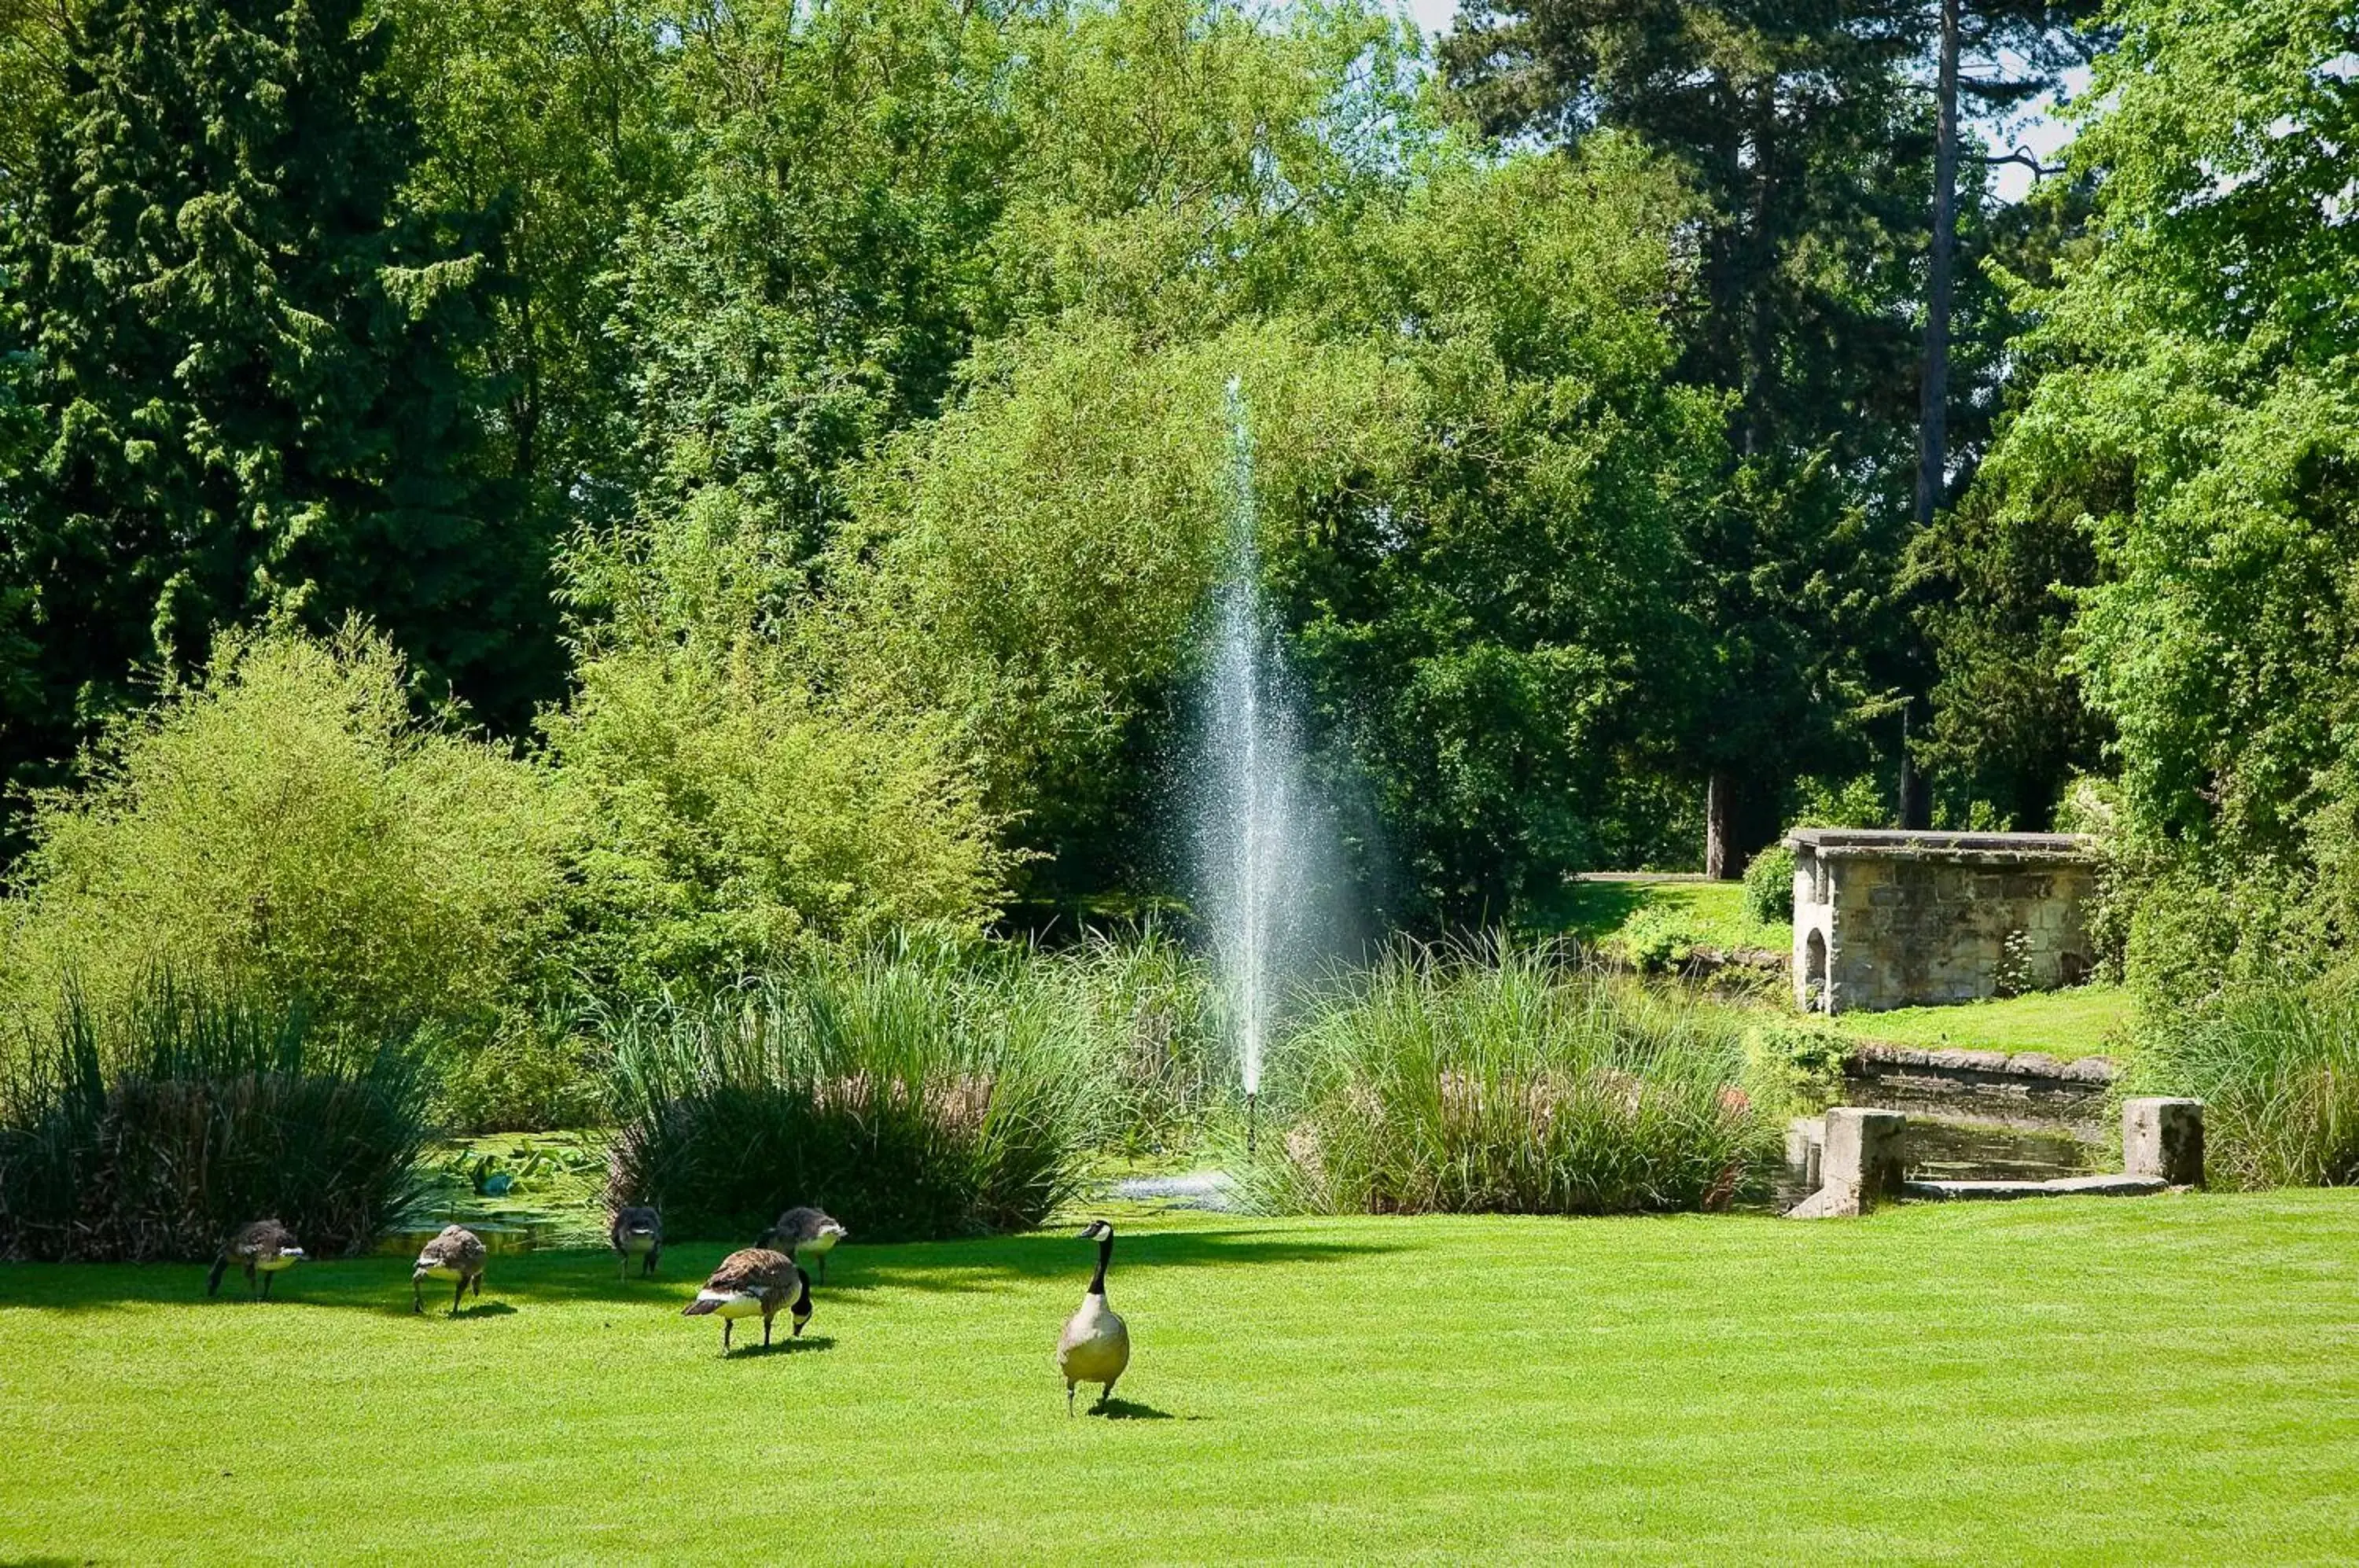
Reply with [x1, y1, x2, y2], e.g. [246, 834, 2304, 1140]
[0, 0, 556, 819]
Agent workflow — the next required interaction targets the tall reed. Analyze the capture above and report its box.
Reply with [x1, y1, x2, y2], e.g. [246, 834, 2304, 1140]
[2121, 971, 2359, 1188]
[604, 940, 1119, 1240]
[1237, 940, 1772, 1216]
[0, 981, 430, 1261]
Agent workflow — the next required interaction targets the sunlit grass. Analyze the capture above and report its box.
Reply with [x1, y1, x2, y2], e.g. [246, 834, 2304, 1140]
[5, 1193, 2358, 1562]
[1822, 985, 2131, 1058]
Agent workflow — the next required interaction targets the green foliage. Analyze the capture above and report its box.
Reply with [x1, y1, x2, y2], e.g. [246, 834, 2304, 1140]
[2, 0, 556, 814]
[0, 626, 565, 1047]
[0, 979, 430, 1261]
[1608, 907, 1706, 974]
[603, 944, 1114, 1240]
[426, 1019, 603, 1137]
[1742, 845, 1796, 925]
[1241, 940, 1771, 1215]
[543, 633, 1012, 1000]
[2121, 971, 2359, 1190]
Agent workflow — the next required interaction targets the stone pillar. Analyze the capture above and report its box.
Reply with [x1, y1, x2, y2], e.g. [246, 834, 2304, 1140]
[1786, 1108, 1906, 1218]
[2122, 1097, 2204, 1186]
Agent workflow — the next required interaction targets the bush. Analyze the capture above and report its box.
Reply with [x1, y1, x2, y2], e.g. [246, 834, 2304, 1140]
[1742, 845, 1796, 924]
[0, 624, 565, 1053]
[1609, 907, 1706, 973]
[1238, 940, 1773, 1216]
[428, 1018, 606, 1136]
[603, 942, 1113, 1240]
[2119, 971, 2359, 1189]
[0, 981, 430, 1261]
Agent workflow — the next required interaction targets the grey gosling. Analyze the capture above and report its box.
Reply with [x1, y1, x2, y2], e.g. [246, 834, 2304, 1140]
[1056, 1219, 1131, 1414]
[682, 1248, 811, 1353]
[610, 1205, 663, 1280]
[757, 1205, 848, 1283]
[411, 1224, 489, 1316]
[206, 1219, 304, 1301]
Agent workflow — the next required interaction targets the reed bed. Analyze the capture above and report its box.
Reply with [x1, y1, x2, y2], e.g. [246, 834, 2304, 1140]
[2122, 970, 2359, 1189]
[1238, 940, 1774, 1216]
[603, 940, 1155, 1241]
[0, 982, 430, 1261]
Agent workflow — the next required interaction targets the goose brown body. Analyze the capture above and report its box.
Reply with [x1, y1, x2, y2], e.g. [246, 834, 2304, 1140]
[412, 1225, 489, 1316]
[610, 1205, 663, 1279]
[682, 1247, 811, 1353]
[1056, 1220, 1130, 1412]
[207, 1220, 304, 1300]
[759, 1206, 848, 1282]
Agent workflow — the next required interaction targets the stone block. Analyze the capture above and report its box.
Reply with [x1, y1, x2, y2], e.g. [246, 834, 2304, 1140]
[1820, 1107, 1906, 1209]
[2122, 1097, 2205, 1186]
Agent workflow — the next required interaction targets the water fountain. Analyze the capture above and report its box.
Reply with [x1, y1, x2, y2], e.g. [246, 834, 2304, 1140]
[1199, 377, 1321, 1152]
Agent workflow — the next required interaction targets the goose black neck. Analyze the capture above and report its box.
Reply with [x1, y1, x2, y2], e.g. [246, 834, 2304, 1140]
[1088, 1232, 1113, 1297]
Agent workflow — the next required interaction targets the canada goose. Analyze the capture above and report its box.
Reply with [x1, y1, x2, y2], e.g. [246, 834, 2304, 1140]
[411, 1225, 489, 1316]
[610, 1205, 663, 1280]
[206, 1220, 304, 1301]
[758, 1206, 848, 1283]
[1056, 1219, 1131, 1414]
[682, 1248, 810, 1353]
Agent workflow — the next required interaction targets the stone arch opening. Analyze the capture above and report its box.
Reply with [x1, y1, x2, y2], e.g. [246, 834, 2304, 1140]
[1805, 929, 1829, 1012]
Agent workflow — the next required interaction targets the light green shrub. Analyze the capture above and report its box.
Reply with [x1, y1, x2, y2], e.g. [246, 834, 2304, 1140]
[1742, 845, 1796, 924]
[0, 626, 566, 1053]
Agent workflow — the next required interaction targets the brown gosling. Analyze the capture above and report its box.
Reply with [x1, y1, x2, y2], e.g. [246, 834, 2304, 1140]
[411, 1225, 489, 1316]
[757, 1205, 848, 1283]
[206, 1220, 304, 1301]
[610, 1205, 663, 1280]
[682, 1248, 811, 1354]
[1056, 1219, 1131, 1415]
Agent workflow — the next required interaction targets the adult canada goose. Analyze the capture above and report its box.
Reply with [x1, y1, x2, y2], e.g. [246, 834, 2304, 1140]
[411, 1225, 489, 1316]
[206, 1220, 304, 1301]
[1056, 1219, 1131, 1414]
[610, 1205, 663, 1280]
[757, 1206, 848, 1283]
[682, 1248, 810, 1353]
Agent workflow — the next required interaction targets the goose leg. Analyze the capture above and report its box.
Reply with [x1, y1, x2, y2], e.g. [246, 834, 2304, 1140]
[1101, 1375, 1118, 1408]
[646, 1249, 659, 1278]
[473, 1273, 483, 1297]
[413, 1280, 424, 1314]
[245, 1262, 259, 1301]
[1066, 1382, 1076, 1416]
[763, 1312, 774, 1348]
[451, 1276, 466, 1316]
[723, 1319, 733, 1354]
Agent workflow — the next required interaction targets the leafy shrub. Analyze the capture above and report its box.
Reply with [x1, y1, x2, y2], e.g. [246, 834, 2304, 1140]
[1609, 907, 1706, 973]
[1239, 940, 1773, 1216]
[1741, 1019, 1849, 1119]
[2120, 971, 2359, 1189]
[0, 625, 565, 1053]
[428, 1018, 605, 1136]
[543, 634, 1013, 1001]
[1743, 845, 1796, 924]
[0, 981, 430, 1261]
[604, 942, 1112, 1240]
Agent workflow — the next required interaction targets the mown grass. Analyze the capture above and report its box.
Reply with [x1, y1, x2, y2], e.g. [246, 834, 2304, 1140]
[1824, 985, 2132, 1058]
[5, 1193, 2357, 1562]
[1544, 876, 1793, 957]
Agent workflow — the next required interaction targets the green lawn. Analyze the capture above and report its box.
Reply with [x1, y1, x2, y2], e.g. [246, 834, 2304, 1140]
[1545, 875, 1793, 955]
[6, 1193, 2359, 1562]
[1825, 984, 2133, 1058]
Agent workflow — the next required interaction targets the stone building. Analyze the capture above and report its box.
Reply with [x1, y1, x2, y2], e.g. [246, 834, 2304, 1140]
[1787, 829, 2097, 1014]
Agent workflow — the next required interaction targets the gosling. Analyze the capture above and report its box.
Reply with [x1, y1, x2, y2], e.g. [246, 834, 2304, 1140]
[1056, 1219, 1131, 1414]
[411, 1224, 489, 1316]
[206, 1220, 304, 1301]
[610, 1205, 663, 1280]
[758, 1206, 848, 1283]
[683, 1248, 811, 1354]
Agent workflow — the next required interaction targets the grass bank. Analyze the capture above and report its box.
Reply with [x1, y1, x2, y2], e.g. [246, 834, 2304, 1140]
[4, 1194, 2357, 1562]
[1821, 985, 2131, 1058]
[1544, 876, 1792, 962]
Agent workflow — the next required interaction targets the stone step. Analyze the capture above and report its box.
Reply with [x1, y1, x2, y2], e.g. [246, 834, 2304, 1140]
[1902, 1174, 2169, 1202]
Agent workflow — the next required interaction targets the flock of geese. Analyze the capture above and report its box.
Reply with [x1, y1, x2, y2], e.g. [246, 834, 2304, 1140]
[204, 1205, 1133, 1411]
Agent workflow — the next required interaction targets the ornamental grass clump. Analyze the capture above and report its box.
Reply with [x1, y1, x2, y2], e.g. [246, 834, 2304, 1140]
[0, 981, 430, 1261]
[1241, 940, 1772, 1216]
[2121, 970, 2359, 1189]
[604, 942, 1114, 1241]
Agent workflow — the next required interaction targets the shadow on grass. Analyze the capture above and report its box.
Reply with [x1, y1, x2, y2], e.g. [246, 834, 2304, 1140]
[1091, 1397, 1178, 1421]
[719, 1333, 834, 1360]
[0, 1226, 1403, 1312]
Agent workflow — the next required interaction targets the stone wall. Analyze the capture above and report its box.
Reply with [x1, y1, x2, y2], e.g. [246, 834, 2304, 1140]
[1788, 829, 2096, 1014]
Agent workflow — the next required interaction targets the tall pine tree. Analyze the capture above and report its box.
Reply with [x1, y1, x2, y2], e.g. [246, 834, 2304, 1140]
[0, 0, 555, 819]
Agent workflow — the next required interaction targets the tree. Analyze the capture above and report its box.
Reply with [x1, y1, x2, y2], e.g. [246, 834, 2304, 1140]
[0, 0, 549, 828]
[1444, 0, 1939, 873]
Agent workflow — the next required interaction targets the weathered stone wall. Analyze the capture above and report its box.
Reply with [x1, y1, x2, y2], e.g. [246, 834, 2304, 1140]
[1787, 830, 2096, 1014]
